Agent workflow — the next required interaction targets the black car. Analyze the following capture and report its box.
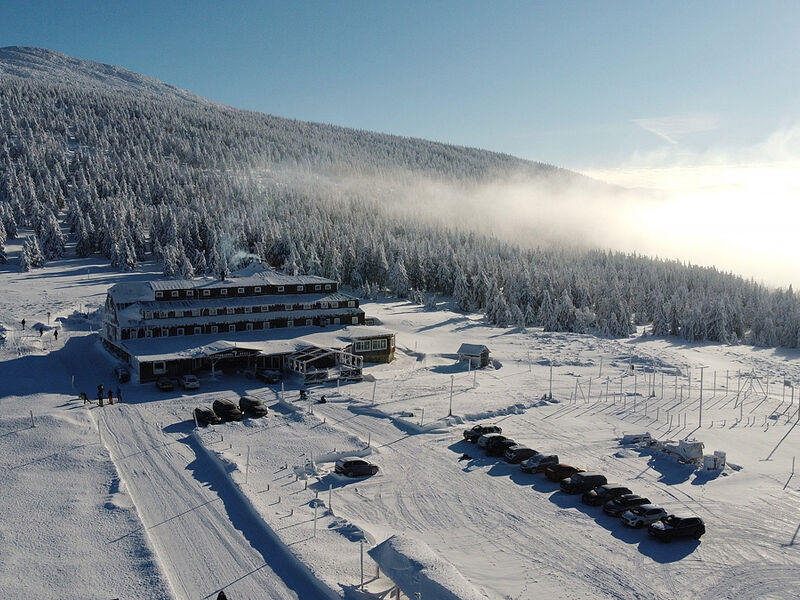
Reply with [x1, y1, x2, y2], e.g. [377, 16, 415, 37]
[560, 472, 608, 494]
[603, 494, 651, 517]
[582, 483, 633, 506]
[648, 515, 705, 541]
[212, 398, 244, 422]
[463, 424, 502, 443]
[156, 376, 174, 391]
[114, 364, 131, 383]
[487, 438, 518, 457]
[239, 395, 268, 418]
[504, 445, 539, 464]
[194, 406, 222, 426]
[256, 369, 281, 384]
[334, 457, 379, 477]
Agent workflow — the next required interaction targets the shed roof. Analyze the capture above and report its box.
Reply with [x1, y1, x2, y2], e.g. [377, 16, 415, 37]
[457, 343, 489, 356]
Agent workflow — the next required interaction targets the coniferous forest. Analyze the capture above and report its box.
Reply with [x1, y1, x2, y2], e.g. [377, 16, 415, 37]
[1, 47, 799, 348]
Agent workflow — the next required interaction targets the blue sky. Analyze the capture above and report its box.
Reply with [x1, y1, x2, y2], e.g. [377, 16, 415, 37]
[2, 1, 799, 169]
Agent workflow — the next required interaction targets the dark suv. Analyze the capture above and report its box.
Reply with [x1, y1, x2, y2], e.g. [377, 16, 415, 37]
[487, 438, 518, 457]
[335, 457, 379, 477]
[648, 515, 705, 541]
[560, 472, 608, 494]
[582, 484, 633, 506]
[603, 494, 651, 517]
[545, 464, 585, 482]
[212, 398, 243, 422]
[504, 445, 539, 464]
[464, 424, 502, 442]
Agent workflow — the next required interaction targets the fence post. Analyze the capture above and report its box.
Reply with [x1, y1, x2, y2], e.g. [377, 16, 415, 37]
[30, 410, 35, 428]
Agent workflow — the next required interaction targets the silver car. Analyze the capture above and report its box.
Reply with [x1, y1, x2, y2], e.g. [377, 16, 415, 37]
[621, 504, 668, 528]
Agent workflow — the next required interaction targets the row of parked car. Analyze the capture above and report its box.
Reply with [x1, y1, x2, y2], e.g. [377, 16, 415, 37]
[463, 424, 706, 542]
[194, 396, 269, 425]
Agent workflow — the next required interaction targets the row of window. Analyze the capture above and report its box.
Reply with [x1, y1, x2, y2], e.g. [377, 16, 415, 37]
[154, 283, 333, 300]
[354, 339, 389, 352]
[142, 300, 356, 320]
[124, 316, 361, 339]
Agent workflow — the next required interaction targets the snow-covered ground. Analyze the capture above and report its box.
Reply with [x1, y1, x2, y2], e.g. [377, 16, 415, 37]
[2, 249, 800, 599]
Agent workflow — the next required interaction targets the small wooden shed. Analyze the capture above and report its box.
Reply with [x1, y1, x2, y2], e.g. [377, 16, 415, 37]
[457, 343, 490, 368]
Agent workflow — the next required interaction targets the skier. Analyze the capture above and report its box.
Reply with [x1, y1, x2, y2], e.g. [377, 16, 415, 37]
[54, 329, 58, 341]
[97, 383, 104, 403]
[117, 388, 123, 403]
[21, 318, 25, 330]
[317, 395, 327, 404]
[81, 392, 88, 405]
[108, 390, 114, 405]
[299, 389, 308, 401]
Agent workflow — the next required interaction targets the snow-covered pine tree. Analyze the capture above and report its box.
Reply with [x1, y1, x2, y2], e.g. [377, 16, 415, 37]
[38, 210, 66, 259]
[19, 235, 45, 271]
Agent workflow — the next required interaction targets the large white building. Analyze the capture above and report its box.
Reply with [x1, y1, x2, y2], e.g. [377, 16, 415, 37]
[101, 264, 395, 383]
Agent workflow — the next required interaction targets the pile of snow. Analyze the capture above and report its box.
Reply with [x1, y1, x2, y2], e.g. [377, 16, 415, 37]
[369, 534, 487, 600]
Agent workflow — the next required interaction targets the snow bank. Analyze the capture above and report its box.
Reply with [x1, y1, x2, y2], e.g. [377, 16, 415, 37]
[368, 534, 487, 600]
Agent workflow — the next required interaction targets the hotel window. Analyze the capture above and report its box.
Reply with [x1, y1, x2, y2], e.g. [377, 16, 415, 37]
[153, 361, 166, 375]
[246, 323, 253, 331]
[229, 324, 236, 333]
[244, 306, 252, 313]
[155, 291, 164, 298]
[177, 328, 184, 336]
[192, 309, 200, 317]
[203, 289, 210, 297]
[211, 325, 218, 334]
[264, 321, 270, 329]
[331, 302, 338, 308]
[209, 308, 217, 316]
[297, 285, 304, 291]
[352, 317, 359, 324]
[171, 291, 179, 298]
[287, 319, 294, 327]
[254, 286, 261, 293]
[227, 307, 235, 315]
[277, 286, 284, 292]
[159, 311, 167, 318]
[306, 319, 313, 326]
[320, 302, 328, 309]
[144, 311, 153, 319]
[325, 284, 331, 290]
[186, 290, 194, 297]
[161, 328, 169, 336]
[315, 284, 321, 291]
[238, 287, 245, 294]
[220, 288, 228, 296]
[145, 329, 153, 338]
[333, 318, 340, 325]
[303, 303, 312, 310]
[261, 305, 269, 312]
[355, 341, 370, 352]
[285, 304, 293, 311]
[348, 301, 355, 307]
[372, 338, 388, 350]
[194, 327, 202, 335]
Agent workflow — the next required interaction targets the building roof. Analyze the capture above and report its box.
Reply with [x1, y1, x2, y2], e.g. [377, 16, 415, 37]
[122, 325, 393, 362]
[457, 343, 489, 356]
[107, 264, 337, 304]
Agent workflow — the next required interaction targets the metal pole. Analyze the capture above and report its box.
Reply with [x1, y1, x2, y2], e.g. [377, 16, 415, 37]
[449, 374, 454, 416]
[549, 361, 553, 399]
[698, 366, 706, 428]
[360, 540, 365, 591]
[473, 369, 477, 389]
[328, 484, 332, 511]
[245, 445, 250, 484]
[313, 503, 318, 537]
[193, 410, 199, 429]
[588, 377, 592, 401]
[527, 350, 531, 372]
[372, 380, 377, 405]
[634, 368, 637, 396]
[784, 373, 787, 402]
[30, 410, 35, 428]
[281, 381, 285, 402]
[599, 357, 603, 377]
[420, 407, 424, 426]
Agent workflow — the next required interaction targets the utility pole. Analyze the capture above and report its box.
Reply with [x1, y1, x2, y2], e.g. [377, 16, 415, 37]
[698, 366, 707, 428]
[448, 374, 454, 416]
[549, 361, 553, 400]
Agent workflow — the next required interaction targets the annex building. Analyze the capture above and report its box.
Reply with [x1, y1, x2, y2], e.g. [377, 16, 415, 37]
[101, 264, 395, 383]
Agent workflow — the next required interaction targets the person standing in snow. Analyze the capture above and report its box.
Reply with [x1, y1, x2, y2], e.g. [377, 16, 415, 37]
[54, 329, 58, 341]
[117, 388, 123, 403]
[108, 390, 114, 405]
[21, 318, 25, 330]
[39, 328, 43, 337]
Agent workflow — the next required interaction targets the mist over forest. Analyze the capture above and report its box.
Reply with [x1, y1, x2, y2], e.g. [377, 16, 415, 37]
[2, 46, 800, 348]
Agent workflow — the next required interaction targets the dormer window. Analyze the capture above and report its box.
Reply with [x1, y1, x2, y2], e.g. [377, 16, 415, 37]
[220, 289, 228, 296]
[238, 287, 245, 295]
[254, 287, 261, 293]
[303, 303, 312, 310]
[155, 291, 164, 298]
[285, 304, 293, 311]
[348, 301, 355, 307]
[144, 311, 153, 319]
[325, 284, 331, 290]
[171, 291, 179, 298]
[186, 290, 194, 297]
[226, 307, 234, 315]
[277, 286, 284, 293]
[315, 285, 321, 291]
[297, 285, 304, 292]
[244, 306, 252, 313]
[209, 308, 217, 316]
[331, 302, 338, 309]
[203, 289, 211, 297]
[159, 311, 167, 318]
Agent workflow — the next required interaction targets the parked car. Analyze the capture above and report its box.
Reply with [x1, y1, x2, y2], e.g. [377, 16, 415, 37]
[464, 424, 502, 443]
[239, 395, 268, 418]
[256, 369, 281, 384]
[487, 438, 518, 457]
[603, 494, 651, 517]
[621, 504, 668, 528]
[114, 364, 130, 383]
[648, 515, 706, 541]
[194, 406, 222, 426]
[334, 457, 379, 477]
[582, 484, 633, 506]
[520, 454, 559, 474]
[180, 374, 200, 390]
[477, 433, 506, 449]
[156, 376, 174, 391]
[545, 463, 585, 482]
[560, 472, 608, 494]
[504, 445, 539, 464]
[212, 398, 243, 422]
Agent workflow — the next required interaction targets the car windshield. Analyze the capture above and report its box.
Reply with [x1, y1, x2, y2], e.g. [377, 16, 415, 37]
[662, 515, 679, 525]
[630, 506, 646, 515]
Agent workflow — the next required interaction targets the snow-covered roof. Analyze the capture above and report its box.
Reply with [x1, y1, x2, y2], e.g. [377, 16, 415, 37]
[345, 325, 395, 339]
[457, 343, 489, 356]
[122, 324, 393, 362]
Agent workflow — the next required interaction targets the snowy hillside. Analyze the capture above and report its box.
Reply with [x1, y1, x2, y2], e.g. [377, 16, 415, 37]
[1, 250, 799, 599]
